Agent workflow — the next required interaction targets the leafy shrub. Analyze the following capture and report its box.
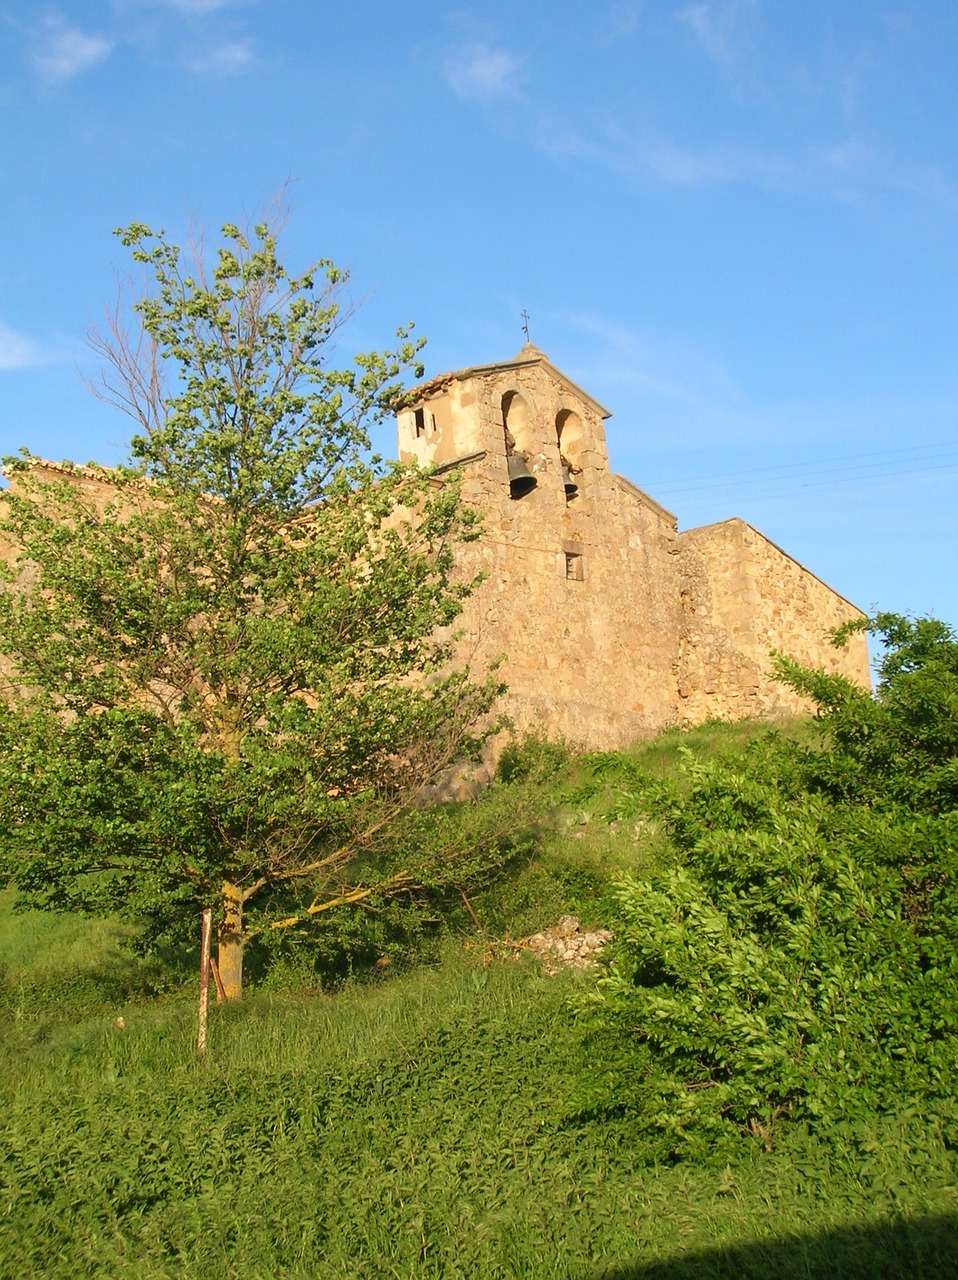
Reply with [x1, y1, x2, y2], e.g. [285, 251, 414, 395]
[578, 615, 958, 1159]
[775, 612, 958, 811]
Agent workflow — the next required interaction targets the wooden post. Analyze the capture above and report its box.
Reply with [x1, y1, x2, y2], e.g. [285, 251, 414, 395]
[197, 906, 212, 1060]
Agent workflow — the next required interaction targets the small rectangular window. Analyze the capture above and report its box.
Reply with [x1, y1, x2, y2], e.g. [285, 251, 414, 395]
[414, 407, 426, 437]
[565, 552, 584, 581]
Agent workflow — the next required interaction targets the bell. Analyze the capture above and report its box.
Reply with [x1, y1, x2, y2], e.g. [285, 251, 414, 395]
[562, 466, 579, 499]
[508, 454, 537, 498]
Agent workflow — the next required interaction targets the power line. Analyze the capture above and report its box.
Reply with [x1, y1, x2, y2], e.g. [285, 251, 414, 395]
[645, 442, 958, 498]
[654, 459, 958, 509]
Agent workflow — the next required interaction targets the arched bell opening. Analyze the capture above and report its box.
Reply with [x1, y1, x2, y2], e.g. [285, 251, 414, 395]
[502, 390, 537, 499]
[556, 408, 584, 500]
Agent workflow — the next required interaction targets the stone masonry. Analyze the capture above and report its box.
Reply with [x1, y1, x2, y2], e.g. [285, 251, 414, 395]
[1, 344, 871, 752]
[396, 343, 870, 749]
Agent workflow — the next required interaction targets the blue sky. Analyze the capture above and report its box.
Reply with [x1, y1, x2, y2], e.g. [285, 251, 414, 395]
[2, 0, 956, 629]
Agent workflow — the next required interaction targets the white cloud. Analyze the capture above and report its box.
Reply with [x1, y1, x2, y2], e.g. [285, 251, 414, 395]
[544, 123, 799, 192]
[158, 0, 234, 10]
[439, 15, 955, 209]
[184, 40, 254, 73]
[33, 15, 114, 81]
[0, 322, 46, 371]
[443, 42, 522, 102]
[643, 141, 742, 186]
[678, 0, 756, 69]
[596, 2, 644, 42]
[566, 312, 741, 417]
[543, 113, 922, 200]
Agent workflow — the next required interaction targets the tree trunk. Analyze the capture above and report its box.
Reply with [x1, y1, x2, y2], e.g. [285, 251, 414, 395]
[218, 882, 245, 1000]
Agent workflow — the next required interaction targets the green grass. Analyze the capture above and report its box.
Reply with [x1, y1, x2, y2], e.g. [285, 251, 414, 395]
[0, 890, 174, 1035]
[2, 943, 956, 1278]
[1, 717, 957, 1278]
[609, 713, 820, 774]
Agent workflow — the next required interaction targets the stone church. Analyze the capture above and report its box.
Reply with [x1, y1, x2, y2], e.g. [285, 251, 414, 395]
[396, 343, 870, 750]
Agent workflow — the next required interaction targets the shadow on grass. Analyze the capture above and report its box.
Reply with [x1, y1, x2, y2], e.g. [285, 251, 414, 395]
[0, 946, 191, 1033]
[598, 1211, 958, 1279]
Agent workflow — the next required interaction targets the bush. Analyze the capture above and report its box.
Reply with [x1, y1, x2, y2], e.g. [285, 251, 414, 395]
[577, 616, 958, 1159]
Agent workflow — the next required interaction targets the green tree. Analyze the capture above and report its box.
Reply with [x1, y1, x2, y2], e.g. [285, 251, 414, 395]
[773, 612, 958, 810]
[0, 216, 502, 998]
[577, 615, 958, 1156]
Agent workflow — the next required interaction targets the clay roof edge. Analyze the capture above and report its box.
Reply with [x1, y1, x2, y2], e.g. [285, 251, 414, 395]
[404, 348, 613, 420]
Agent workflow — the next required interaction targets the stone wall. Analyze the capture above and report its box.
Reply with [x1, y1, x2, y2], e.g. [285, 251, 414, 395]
[1, 349, 873, 753]
[675, 518, 868, 722]
[399, 346, 872, 747]
[400, 350, 691, 749]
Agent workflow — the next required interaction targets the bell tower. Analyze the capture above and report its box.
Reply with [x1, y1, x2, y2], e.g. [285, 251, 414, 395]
[393, 344, 687, 749]
[395, 344, 612, 503]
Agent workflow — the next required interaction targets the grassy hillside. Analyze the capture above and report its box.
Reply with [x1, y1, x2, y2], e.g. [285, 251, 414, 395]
[2, 718, 957, 1278]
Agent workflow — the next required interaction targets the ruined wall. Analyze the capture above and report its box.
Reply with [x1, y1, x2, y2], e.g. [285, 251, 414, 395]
[675, 518, 870, 723]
